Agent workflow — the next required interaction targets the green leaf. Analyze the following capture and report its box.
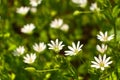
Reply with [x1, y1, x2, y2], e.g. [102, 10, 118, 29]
[111, 72, 117, 80]
[112, 5, 120, 18]
[115, 17, 120, 27]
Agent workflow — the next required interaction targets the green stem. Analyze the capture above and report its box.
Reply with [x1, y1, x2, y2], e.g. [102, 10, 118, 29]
[36, 69, 59, 73]
[113, 23, 117, 42]
[64, 57, 78, 80]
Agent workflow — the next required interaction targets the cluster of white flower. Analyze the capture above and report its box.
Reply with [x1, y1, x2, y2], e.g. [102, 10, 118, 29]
[16, 0, 42, 15]
[13, 42, 46, 64]
[13, 39, 84, 64]
[71, 0, 100, 12]
[72, 0, 87, 8]
[91, 31, 114, 71]
[16, 1, 43, 34]
[50, 18, 69, 32]
[30, 0, 42, 7]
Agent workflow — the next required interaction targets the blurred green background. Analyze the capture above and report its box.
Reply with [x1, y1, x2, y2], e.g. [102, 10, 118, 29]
[1, 0, 120, 80]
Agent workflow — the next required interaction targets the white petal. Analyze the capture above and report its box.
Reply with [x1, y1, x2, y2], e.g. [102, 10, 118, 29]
[72, 42, 76, 49]
[91, 61, 98, 65]
[94, 57, 100, 63]
[101, 67, 105, 70]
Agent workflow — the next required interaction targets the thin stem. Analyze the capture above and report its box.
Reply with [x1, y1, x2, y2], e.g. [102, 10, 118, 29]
[80, 10, 103, 14]
[36, 69, 59, 73]
[64, 57, 78, 80]
[113, 24, 117, 42]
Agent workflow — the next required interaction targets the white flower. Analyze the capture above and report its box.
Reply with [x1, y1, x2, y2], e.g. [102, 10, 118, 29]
[33, 42, 46, 53]
[96, 44, 107, 53]
[16, 6, 30, 15]
[30, 0, 42, 7]
[50, 18, 63, 29]
[97, 31, 114, 42]
[48, 39, 65, 52]
[72, 0, 87, 8]
[90, 3, 100, 11]
[23, 53, 36, 64]
[91, 54, 112, 70]
[60, 24, 69, 32]
[65, 41, 83, 56]
[21, 23, 35, 34]
[30, 7, 37, 13]
[13, 46, 25, 56]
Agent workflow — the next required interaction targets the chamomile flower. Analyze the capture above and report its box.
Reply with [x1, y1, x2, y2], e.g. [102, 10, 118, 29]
[65, 41, 83, 56]
[96, 44, 107, 53]
[72, 0, 87, 8]
[90, 3, 100, 11]
[23, 53, 36, 64]
[21, 23, 35, 34]
[91, 54, 112, 70]
[16, 6, 30, 15]
[13, 46, 25, 56]
[30, 0, 42, 7]
[48, 39, 65, 52]
[50, 18, 63, 29]
[33, 42, 46, 53]
[97, 31, 114, 42]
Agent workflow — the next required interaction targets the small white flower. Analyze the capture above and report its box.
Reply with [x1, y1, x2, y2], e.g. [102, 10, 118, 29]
[96, 44, 107, 53]
[16, 6, 30, 15]
[21, 23, 35, 34]
[30, 0, 42, 7]
[13, 46, 25, 56]
[91, 54, 112, 70]
[48, 39, 65, 52]
[23, 53, 36, 64]
[50, 18, 63, 29]
[65, 41, 83, 56]
[90, 3, 100, 11]
[30, 7, 37, 13]
[60, 24, 69, 32]
[72, 0, 87, 8]
[33, 42, 46, 53]
[97, 31, 114, 42]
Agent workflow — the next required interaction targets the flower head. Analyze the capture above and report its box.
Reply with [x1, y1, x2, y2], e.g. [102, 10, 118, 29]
[65, 41, 83, 56]
[21, 23, 35, 34]
[60, 24, 69, 32]
[23, 53, 36, 64]
[90, 3, 100, 11]
[72, 0, 87, 8]
[13, 46, 25, 56]
[96, 44, 107, 53]
[97, 31, 114, 42]
[33, 42, 46, 53]
[30, 7, 37, 13]
[91, 54, 112, 70]
[30, 0, 42, 7]
[48, 39, 65, 52]
[16, 6, 30, 15]
[50, 18, 63, 29]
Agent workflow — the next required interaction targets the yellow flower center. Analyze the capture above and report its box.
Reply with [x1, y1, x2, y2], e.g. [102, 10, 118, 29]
[99, 61, 104, 67]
